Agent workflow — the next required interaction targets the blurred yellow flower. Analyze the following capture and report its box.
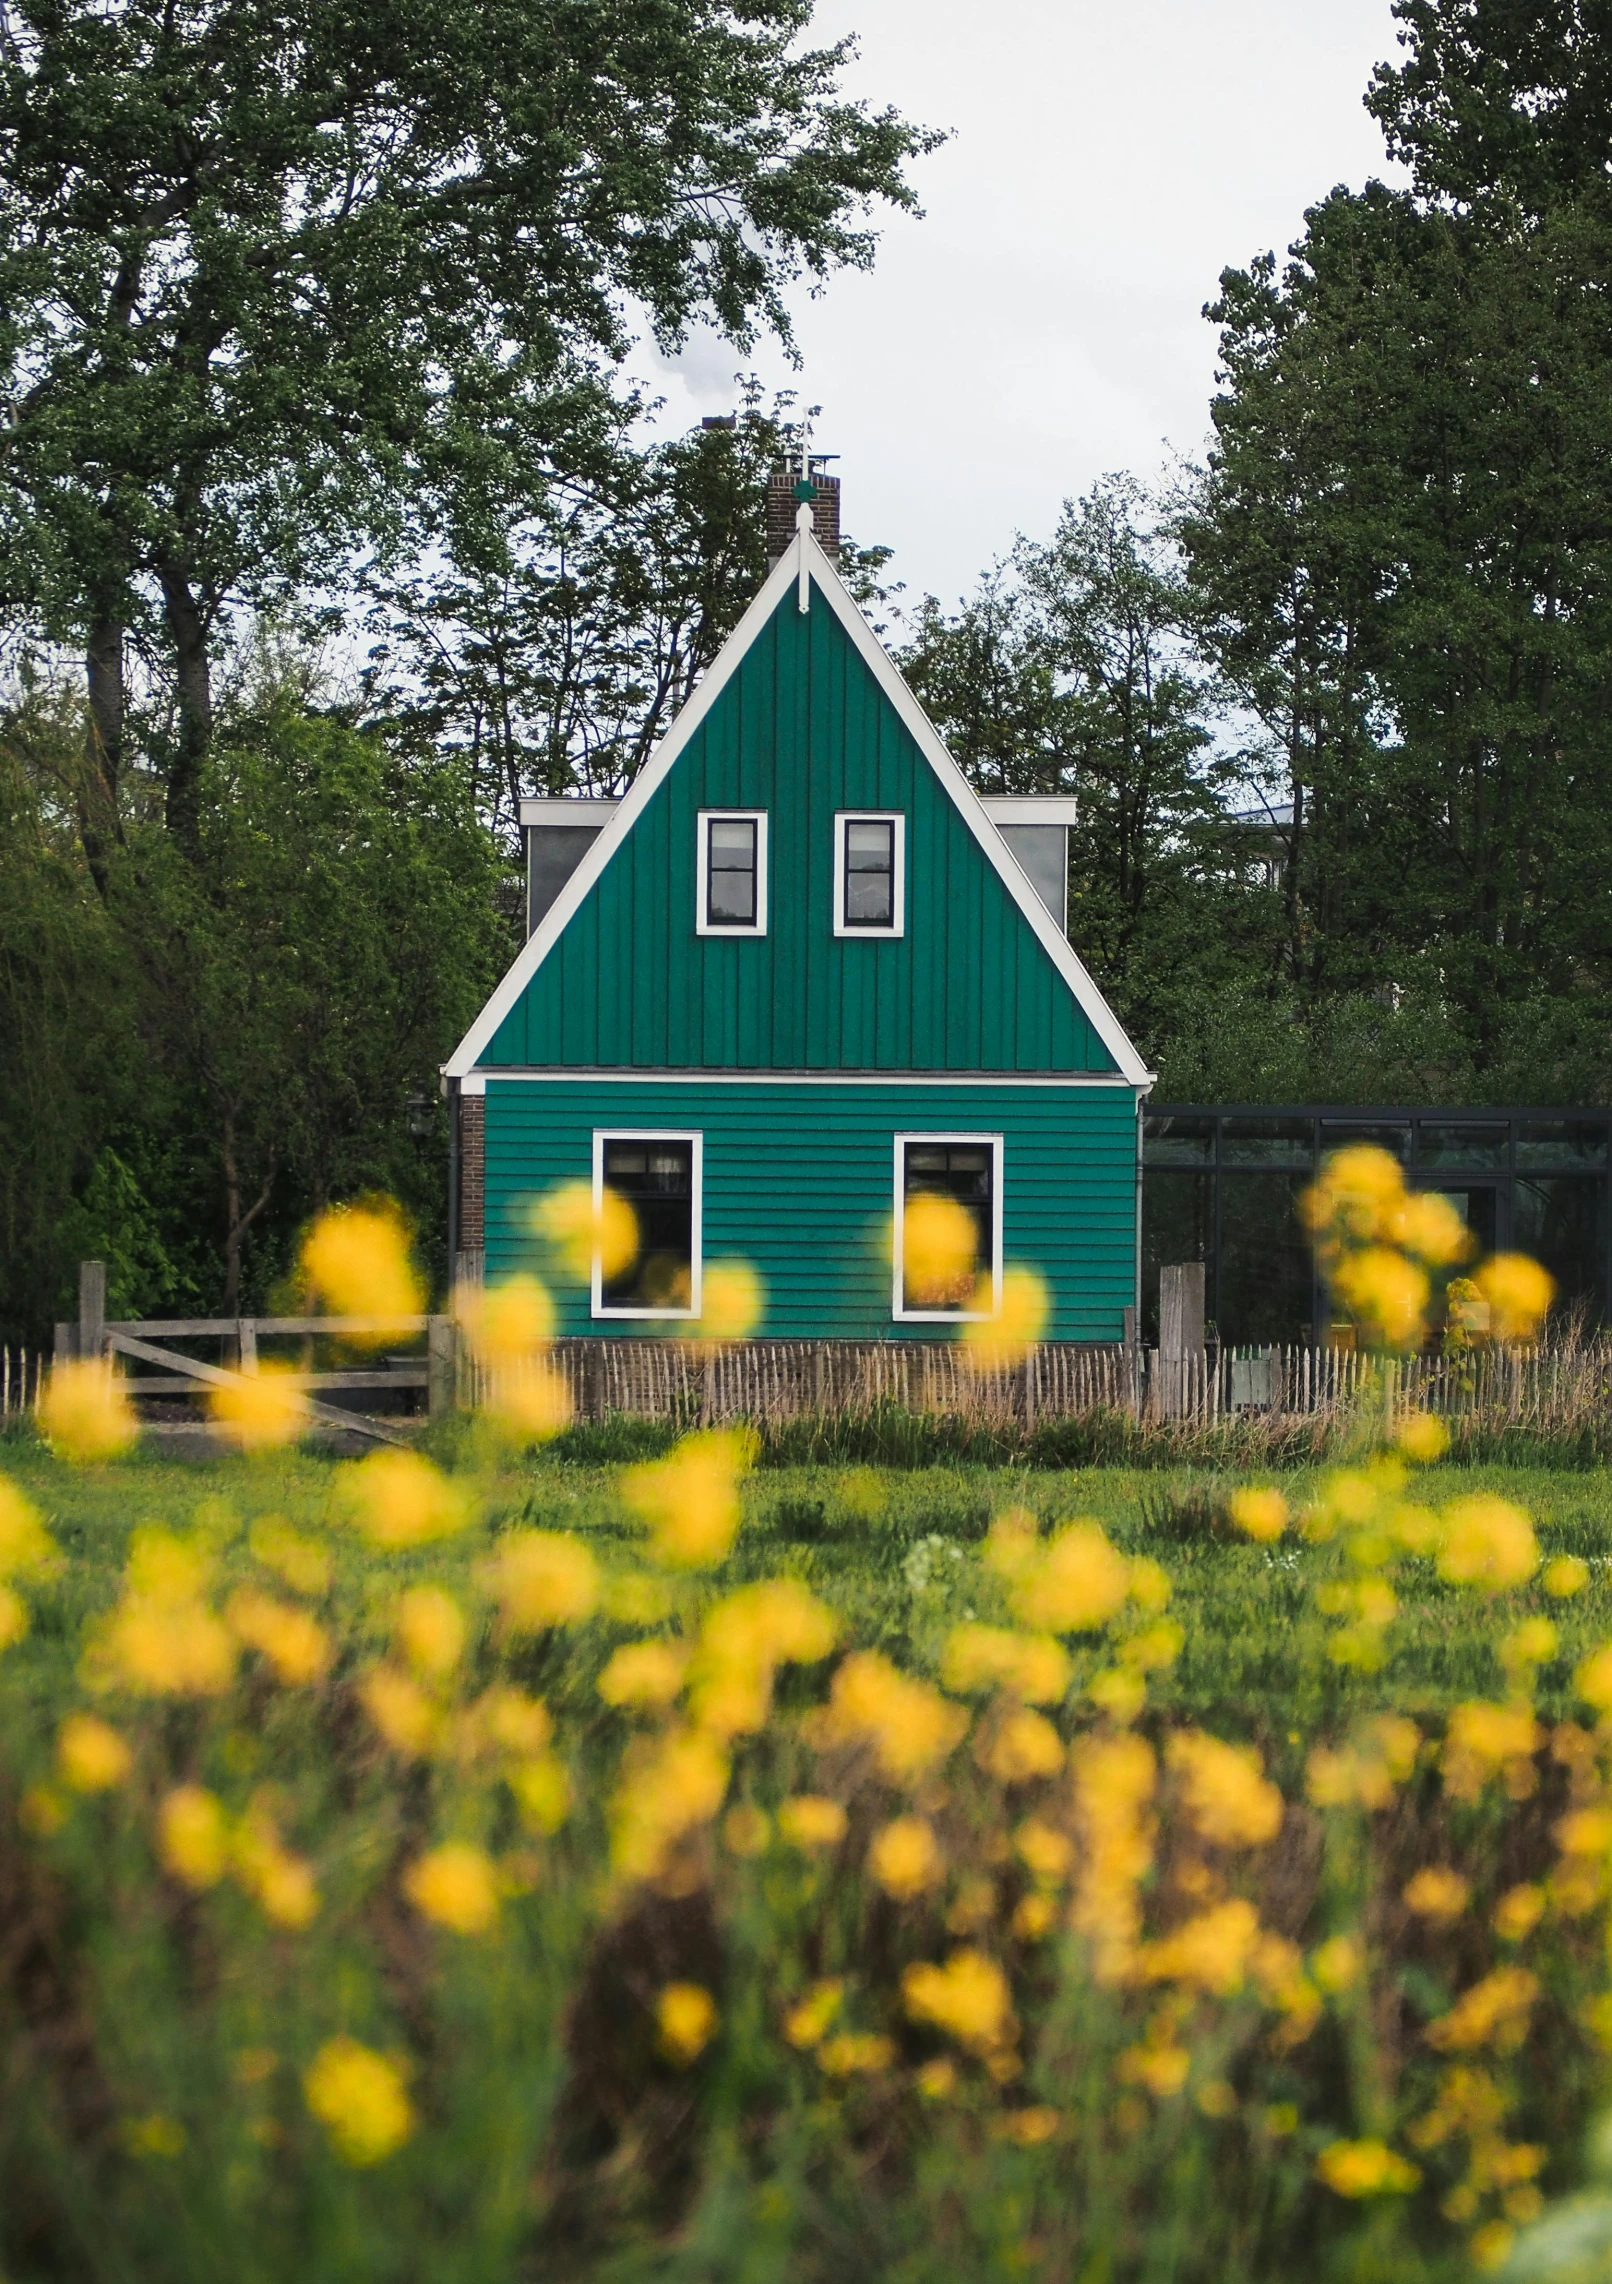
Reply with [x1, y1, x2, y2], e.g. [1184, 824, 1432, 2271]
[507, 1752, 571, 1835]
[1474, 1254, 1554, 1343]
[481, 1530, 599, 1631]
[1404, 1867, 1470, 1921]
[815, 1651, 967, 1784]
[621, 1427, 755, 1569]
[1166, 1732, 1283, 1848]
[611, 1726, 729, 1883]
[1227, 1486, 1288, 1543]
[657, 1981, 717, 2064]
[1333, 1247, 1430, 1351]
[777, 1794, 848, 1851]
[1304, 1714, 1420, 1810]
[1437, 1496, 1538, 1592]
[57, 1712, 132, 1792]
[960, 1265, 1049, 1371]
[485, 1360, 573, 1442]
[1443, 1700, 1540, 1804]
[404, 1842, 499, 1936]
[248, 1519, 331, 1597]
[226, 1589, 331, 1685]
[338, 1451, 471, 1550]
[1316, 2140, 1420, 2198]
[941, 1623, 1070, 1704]
[784, 1979, 845, 2048]
[699, 1260, 765, 1341]
[0, 1476, 57, 1575]
[1390, 1191, 1474, 1269]
[1544, 1555, 1590, 1598]
[1302, 1146, 1405, 1248]
[981, 1708, 1064, 1784]
[900, 1192, 979, 1308]
[903, 1948, 1013, 2053]
[1576, 1643, 1612, 1711]
[1396, 1412, 1451, 1464]
[470, 1685, 551, 1760]
[597, 1639, 689, 1710]
[1427, 1966, 1539, 2055]
[303, 2037, 414, 2166]
[41, 1360, 137, 1463]
[996, 2104, 1060, 2145]
[1117, 2042, 1191, 2098]
[1015, 1816, 1074, 1884]
[1014, 1520, 1129, 1634]
[392, 1586, 467, 1679]
[233, 1805, 319, 1928]
[1310, 1934, 1363, 1993]
[299, 1204, 423, 1327]
[917, 2057, 958, 2100]
[209, 1363, 307, 1453]
[1070, 1731, 1157, 1983]
[722, 1802, 770, 1856]
[93, 1567, 236, 1698]
[1501, 1617, 1557, 1680]
[982, 1506, 1040, 1582]
[818, 2031, 895, 2075]
[0, 1585, 28, 1652]
[159, 1786, 229, 1888]
[358, 1665, 440, 1758]
[532, 1180, 637, 1283]
[1493, 1884, 1546, 1942]
[1140, 1898, 1262, 1995]
[1118, 1619, 1184, 1675]
[869, 1814, 944, 1899]
[457, 1274, 554, 1363]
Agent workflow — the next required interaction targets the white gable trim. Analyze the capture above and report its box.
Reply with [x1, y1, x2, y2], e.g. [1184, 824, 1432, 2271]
[445, 524, 1150, 1087]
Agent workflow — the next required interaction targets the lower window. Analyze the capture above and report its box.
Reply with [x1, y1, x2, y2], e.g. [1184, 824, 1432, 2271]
[594, 1132, 702, 1317]
[894, 1133, 1002, 1320]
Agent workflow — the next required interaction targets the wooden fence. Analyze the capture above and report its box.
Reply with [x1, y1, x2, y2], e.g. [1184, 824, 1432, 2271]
[1, 1346, 43, 1422]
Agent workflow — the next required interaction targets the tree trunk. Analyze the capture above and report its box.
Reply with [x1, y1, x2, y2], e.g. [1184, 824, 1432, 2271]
[220, 1100, 276, 1317]
[79, 617, 128, 898]
[160, 562, 213, 853]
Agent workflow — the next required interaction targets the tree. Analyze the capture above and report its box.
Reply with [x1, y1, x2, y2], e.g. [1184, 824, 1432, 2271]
[0, 0, 938, 850]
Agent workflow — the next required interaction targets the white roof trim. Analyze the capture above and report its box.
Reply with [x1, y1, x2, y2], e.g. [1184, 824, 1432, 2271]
[981, 797, 1080, 827]
[519, 797, 621, 826]
[446, 526, 1149, 1087]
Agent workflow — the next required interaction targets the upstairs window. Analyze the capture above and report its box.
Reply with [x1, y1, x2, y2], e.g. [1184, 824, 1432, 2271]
[834, 812, 905, 936]
[893, 1134, 1002, 1320]
[697, 811, 768, 935]
[594, 1132, 702, 1317]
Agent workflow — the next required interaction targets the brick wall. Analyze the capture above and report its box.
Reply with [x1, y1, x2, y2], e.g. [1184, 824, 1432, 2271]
[457, 1094, 485, 1251]
[766, 468, 841, 565]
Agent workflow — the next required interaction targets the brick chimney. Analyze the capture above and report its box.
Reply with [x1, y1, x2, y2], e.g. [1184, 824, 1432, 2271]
[766, 462, 841, 566]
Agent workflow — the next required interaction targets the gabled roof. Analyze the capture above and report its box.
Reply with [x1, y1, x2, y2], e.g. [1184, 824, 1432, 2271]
[446, 518, 1151, 1087]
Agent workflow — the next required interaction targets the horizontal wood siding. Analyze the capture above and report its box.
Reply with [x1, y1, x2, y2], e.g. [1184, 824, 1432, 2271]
[484, 1079, 1137, 1339]
[486, 588, 1117, 1074]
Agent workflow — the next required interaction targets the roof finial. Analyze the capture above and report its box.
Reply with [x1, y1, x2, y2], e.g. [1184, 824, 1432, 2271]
[794, 411, 816, 613]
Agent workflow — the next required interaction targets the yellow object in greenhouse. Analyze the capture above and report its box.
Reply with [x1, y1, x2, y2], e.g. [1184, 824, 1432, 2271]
[303, 2037, 414, 2166]
[1473, 1253, 1555, 1343]
[531, 1180, 637, 1284]
[1332, 1247, 1430, 1351]
[1389, 1190, 1474, 1268]
[40, 1360, 138, 1462]
[299, 1203, 423, 1328]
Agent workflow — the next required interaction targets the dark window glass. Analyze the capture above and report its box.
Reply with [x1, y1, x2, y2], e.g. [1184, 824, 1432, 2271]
[601, 1139, 694, 1310]
[1517, 1120, 1609, 1171]
[706, 818, 757, 925]
[844, 819, 895, 926]
[1144, 1115, 1215, 1166]
[1416, 1122, 1507, 1170]
[903, 1142, 992, 1310]
[1219, 1173, 1313, 1345]
[1141, 1169, 1213, 1343]
[1514, 1176, 1604, 1323]
[1220, 1116, 1315, 1166]
[1321, 1122, 1410, 1162]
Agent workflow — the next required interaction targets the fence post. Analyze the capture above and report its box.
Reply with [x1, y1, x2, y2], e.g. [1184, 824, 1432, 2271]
[427, 1316, 457, 1418]
[78, 1260, 106, 1363]
[1158, 1264, 1205, 1422]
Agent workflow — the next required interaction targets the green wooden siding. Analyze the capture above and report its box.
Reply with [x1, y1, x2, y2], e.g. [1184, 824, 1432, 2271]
[484, 1079, 1138, 1340]
[484, 586, 1119, 1074]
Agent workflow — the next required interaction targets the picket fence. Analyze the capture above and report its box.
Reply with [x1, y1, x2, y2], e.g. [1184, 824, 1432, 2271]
[1, 1346, 44, 1421]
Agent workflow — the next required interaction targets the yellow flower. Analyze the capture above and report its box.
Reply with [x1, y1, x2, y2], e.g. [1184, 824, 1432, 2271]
[1166, 1732, 1283, 1848]
[996, 2105, 1060, 2145]
[1069, 1731, 1157, 1983]
[1396, 1411, 1450, 1464]
[597, 1639, 689, 1710]
[869, 1814, 944, 1899]
[299, 1204, 423, 1327]
[1404, 1867, 1470, 1921]
[819, 2031, 896, 2075]
[960, 1266, 1049, 1370]
[482, 1530, 599, 1631]
[1544, 1555, 1590, 1599]
[656, 1982, 717, 2065]
[1014, 1816, 1074, 1884]
[92, 1543, 236, 1697]
[531, 1180, 637, 1284]
[1474, 1254, 1554, 1343]
[469, 1685, 552, 1760]
[233, 1805, 319, 1928]
[983, 1506, 1041, 1582]
[1577, 1643, 1612, 1711]
[1493, 1884, 1545, 1942]
[1301, 1146, 1405, 1248]
[917, 2056, 958, 2100]
[457, 1275, 554, 1364]
[1140, 1898, 1263, 1995]
[1333, 1248, 1429, 1351]
[0, 1585, 27, 1652]
[57, 1712, 132, 1792]
[777, 1794, 848, 1851]
[40, 1360, 137, 1462]
[1443, 1701, 1541, 1803]
[1437, 1496, 1538, 1592]
[1304, 1715, 1420, 1809]
[159, 1786, 230, 1888]
[1502, 1617, 1558, 1680]
[902, 1948, 1013, 2053]
[484, 1359, 572, 1442]
[338, 1451, 471, 1550]
[722, 1802, 770, 1856]
[784, 1979, 845, 2049]
[404, 1842, 499, 1936]
[1316, 2140, 1420, 2198]
[1127, 1556, 1173, 1613]
[900, 1192, 979, 1307]
[815, 1651, 967, 1784]
[508, 1753, 571, 1835]
[621, 1428, 756, 1570]
[226, 1589, 331, 1685]
[981, 1708, 1064, 1784]
[1118, 2042, 1191, 2098]
[1427, 1966, 1539, 2054]
[392, 1586, 467, 1679]
[303, 2037, 414, 2165]
[941, 1623, 1070, 1704]
[1227, 1486, 1288, 1543]
[358, 1665, 440, 1758]
[1119, 1619, 1184, 1674]
[1310, 1934, 1363, 1992]
[1390, 1191, 1474, 1269]
[248, 1519, 331, 1597]
[698, 1260, 765, 1341]
[208, 1363, 307, 1452]
[610, 1727, 729, 1883]
[1013, 1520, 1130, 1634]
[0, 1477, 57, 1575]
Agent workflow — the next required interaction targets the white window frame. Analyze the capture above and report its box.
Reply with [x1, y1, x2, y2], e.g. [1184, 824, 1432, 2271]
[592, 1129, 704, 1320]
[891, 1131, 1004, 1323]
[834, 811, 906, 938]
[696, 810, 769, 937]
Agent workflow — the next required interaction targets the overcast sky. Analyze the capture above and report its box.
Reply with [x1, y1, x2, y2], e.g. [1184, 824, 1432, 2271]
[640, 0, 1408, 610]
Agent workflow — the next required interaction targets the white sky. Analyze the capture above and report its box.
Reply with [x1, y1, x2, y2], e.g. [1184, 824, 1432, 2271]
[642, 0, 1408, 609]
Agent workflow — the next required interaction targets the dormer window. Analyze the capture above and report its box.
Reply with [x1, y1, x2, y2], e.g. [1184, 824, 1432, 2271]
[834, 812, 905, 936]
[697, 811, 768, 936]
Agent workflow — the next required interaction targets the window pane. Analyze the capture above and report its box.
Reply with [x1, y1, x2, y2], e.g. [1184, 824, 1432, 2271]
[846, 821, 893, 868]
[1517, 1120, 1609, 1170]
[1320, 1122, 1410, 1162]
[1514, 1176, 1604, 1323]
[1219, 1173, 1313, 1345]
[843, 819, 894, 927]
[601, 1140, 693, 1309]
[708, 869, 755, 923]
[709, 820, 755, 861]
[706, 818, 756, 924]
[1144, 1114, 1215, 1166]
[845, 871, 893, 924]
[1416, 1122, 1507, 1170]
[903, 1140, 992, 1310]
[1142, 1169, 1212, 1343]
[1220, 1116, 1314, 1166]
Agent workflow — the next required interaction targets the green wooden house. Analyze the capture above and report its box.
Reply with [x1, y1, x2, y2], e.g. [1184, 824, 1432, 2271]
[444, 495, 1152, 1339]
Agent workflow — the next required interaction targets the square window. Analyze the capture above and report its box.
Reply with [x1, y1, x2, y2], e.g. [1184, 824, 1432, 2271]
[893, 1133, 1002, 1319]
[696, 812, 768, 935]
[594, 1132, 702, 1316]
[835, 812, 905, 936]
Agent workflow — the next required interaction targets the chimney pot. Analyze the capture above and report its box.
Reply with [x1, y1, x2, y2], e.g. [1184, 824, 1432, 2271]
[767, 463, 840, 565]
